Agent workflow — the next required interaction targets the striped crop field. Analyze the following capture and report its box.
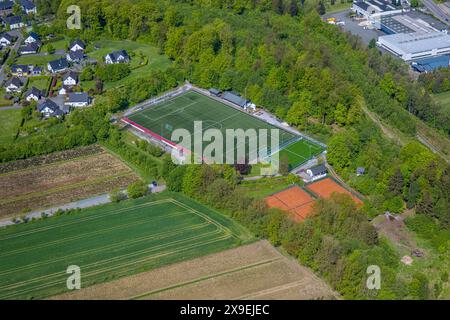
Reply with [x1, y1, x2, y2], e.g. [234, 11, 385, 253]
[0, 193, 252, 300]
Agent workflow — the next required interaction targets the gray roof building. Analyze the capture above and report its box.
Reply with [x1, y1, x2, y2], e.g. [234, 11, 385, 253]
[67, 92, 89, 104]
[222, 91, 248, 108]
[377, 31, 450, 61]
[48, 58, 69, 72]
[308, 164, 327, 177]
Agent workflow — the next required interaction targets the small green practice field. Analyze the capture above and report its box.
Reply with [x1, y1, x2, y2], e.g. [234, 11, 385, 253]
[0, 192, 252, 300]
[273, 138, 324, 170]
[0, 109, 21, 144]
[90, 40, 171, 89]
[127, 90, 305, 163]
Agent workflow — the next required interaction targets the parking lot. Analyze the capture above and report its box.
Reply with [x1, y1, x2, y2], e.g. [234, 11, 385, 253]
[324, 9, 384, 45]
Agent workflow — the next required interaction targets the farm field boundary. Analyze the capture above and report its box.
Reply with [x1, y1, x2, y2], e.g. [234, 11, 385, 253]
[0, 193, 252, 299]
[52, 240, 338, 300]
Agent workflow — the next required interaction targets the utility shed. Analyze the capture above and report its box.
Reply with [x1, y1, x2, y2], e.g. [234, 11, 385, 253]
[209, 88, 221, 96]
[222, 91, 248, 108]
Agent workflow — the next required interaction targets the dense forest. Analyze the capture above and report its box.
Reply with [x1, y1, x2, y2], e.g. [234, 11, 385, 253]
[0, 0, 448, 299]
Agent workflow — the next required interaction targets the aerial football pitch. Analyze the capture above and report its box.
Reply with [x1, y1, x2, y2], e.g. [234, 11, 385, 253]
[125, 90, 323, 166]
[0, 193, 252, 300]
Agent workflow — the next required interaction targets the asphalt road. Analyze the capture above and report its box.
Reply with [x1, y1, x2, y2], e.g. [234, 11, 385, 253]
[421, 0, 450, 26]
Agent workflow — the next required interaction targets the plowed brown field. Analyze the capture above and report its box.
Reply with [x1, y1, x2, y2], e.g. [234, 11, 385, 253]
[0, 148, 139, 218]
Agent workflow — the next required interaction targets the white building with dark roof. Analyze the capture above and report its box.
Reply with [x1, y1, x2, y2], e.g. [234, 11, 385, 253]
[105, 50, 130, 64]
[69, 39, 86, 52]
[38, 99, 64, 117]
[65, 92, 90, 107]
[5, 76, 23, 92]
[0, 32, 13, 46]
[24, 87, 41, 102]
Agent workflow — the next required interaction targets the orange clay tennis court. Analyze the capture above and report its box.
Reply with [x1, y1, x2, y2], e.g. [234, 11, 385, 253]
[265, 186, 316, 222]
[306, 178, 363, 205]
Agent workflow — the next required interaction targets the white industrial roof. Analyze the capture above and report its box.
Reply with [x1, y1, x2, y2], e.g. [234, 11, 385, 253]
[379, 32, 450, 54]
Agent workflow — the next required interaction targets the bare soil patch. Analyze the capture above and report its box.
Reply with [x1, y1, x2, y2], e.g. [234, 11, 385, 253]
[52, 240, 338, 300]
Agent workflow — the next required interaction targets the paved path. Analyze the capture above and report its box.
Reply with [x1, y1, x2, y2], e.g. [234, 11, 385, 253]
[0, 184, 167, 228]
[0, 105, 21, 110]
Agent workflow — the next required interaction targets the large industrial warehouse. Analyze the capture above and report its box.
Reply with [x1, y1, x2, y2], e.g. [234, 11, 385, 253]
[377, 31, 450, 61]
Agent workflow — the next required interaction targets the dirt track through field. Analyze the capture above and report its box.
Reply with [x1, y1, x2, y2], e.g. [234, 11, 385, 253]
[53, 240, 338, 300]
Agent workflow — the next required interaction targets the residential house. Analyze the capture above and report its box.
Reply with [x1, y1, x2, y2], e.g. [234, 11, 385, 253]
[30, 66, 42, 75]
[18, 42, 39, 55]
[66, 50, 85, 63]
[24, 31, 39, 44]
[306, 164, 328, 181]
[65, 92, 90, 107]
[59, 85, 70, 95]
[0, 32, 13, 46]
[5, 77, 23, 93]
[19, 0, 37, 15]
[10, 64, 29, 76]
[47, 57, 69, 73]
[69, 39, 85, 52]
[0, 1, 13, 17]
[38, 99, 63, 117]
[105, 50, 130, 64]
[24, 87, 41, 102]
[62, 72, 78, 86]
[4, 15, 25, 30]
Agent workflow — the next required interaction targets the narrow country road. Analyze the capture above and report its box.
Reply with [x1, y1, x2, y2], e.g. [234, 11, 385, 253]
[0, 184, 167, 228]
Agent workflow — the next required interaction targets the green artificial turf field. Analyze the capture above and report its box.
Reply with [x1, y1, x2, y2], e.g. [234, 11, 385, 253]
[274, 138, 324, 170]
[127, 90, 304, 163]
[0, 192, 252, 300]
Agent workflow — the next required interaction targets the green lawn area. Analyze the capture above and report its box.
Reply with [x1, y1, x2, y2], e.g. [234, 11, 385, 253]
[432, 91, 450, 110]
[89, 39, 171, 89]
[15, 53, 64, 67]
[27, 76, 52, 95]
[238, 176, 292, 199]
[80, 80, 96, 91]
[0, 108, 22, 144]
[47, 38, 68, 51]
[0, 192, 252, 299]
